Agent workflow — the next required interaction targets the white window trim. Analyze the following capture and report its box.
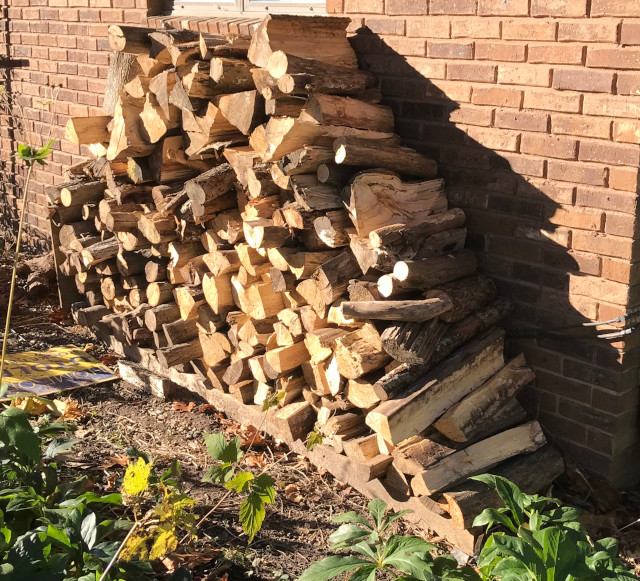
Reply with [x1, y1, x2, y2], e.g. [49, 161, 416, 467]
[169, 0, 325, 16]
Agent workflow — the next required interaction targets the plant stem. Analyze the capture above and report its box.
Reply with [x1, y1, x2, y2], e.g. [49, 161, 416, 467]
[0, 161, 35, 398]
[179, 488, 232, 546]
[99, 520, 140, 581]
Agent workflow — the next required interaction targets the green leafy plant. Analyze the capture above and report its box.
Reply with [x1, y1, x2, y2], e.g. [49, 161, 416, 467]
[472, 474, 637, 581]
[202, 432, 275, 542]
[305, 425, 323, 452]
[0, 404, 148, 580]
[299, 498, 480, 581]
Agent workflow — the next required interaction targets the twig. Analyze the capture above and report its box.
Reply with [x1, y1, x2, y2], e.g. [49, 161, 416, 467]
[179, 489, 233, 546]
[99, 520, 140, 580]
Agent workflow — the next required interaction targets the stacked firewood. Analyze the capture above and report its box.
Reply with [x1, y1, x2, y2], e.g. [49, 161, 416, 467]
[48, 14, 564, 531]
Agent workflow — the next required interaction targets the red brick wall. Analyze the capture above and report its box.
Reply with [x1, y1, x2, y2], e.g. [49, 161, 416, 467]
[326, 0, 640, 486]
[1, 0, 639, 485]
[0, 0, 149, 244]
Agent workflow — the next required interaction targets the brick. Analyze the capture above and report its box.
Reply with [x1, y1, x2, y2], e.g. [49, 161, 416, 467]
[552, 69, 614, 94]
[476, 41, 525, 62]
[604, 212, 637, 237]
[326, 0, 343, 11]
[514, 223, 571, 246]
[447, 62, 496, 83]
[529, 44, 585, 65]
[579, 140, 640, 167]
[616, 73, 640, 96]
[495, 108, 549, 132]
[363, 18, 404, 34]
[429, 0, 477, 15]
[621, 22, 640, 45]
[472, 86, 522, 107]
[552, 114, 611, 139]
[448, 104, 494, 126]
[383, 37, 426, 56]
[587, 47, 640, 70]
[573, 230, 634, 260]
[531, 0, 587, 17]
[609, 167, 639, 192]
[503, 19, 557, 41]
[478, 0, 527, 15]
[584, 95, 640, 119]
[577, 186, 638, 213]
[547, 206, 604, 231]
[500, 153, 546, 176]
[602, 257, 635, 284]
[614, 121, 640, 145]
[520, 177, 575, 204]
[427, 41, 473, 59]
[591, 0, 640, 17]
[404, 57, 447, 79]
[345, 0, 383, 13]
[466, 126, 520, 151]
[451, 18, 500, 38]
[569, 274, 629, 305]
[548, 160, 607, 186]
[558, 20, 620, 43]
[521, 133, 578, 159]
[427, 79, 473, 102]
[498, 64, 552, 87]
[406, 17, 451, 37]
[524, 89, 582, 113]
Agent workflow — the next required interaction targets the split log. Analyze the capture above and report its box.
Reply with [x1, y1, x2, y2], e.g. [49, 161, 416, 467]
[372, 298, 513, 401]
[216, 90, 265, 136]
[107, 94, 155, 161]
[343, 434, 380, 463]
[334, 323, 392, 379]
[426, 275, 496, 323]
[345, 172, 447, 238]
[290, 175, 343, 211]
[174, 286, 206, 320]
[65, 116, 111, 145]
[185, 163, 236, 206]
[443, 446, 564, 529]
[247, 15, 358, 69]
[410, 421, 546, 496]
[365, 328, 506, 444]
[313, 210, 352, 248]
[380, 318, 449, 365]
[265, 96, 306, 117]
[202, 272, 235, 314]
[103, 51, 142, 116]
[210, 57, 254, 92]
[334, 137, 438, 179]
[264, 341, 310, 378]
[163, 317, 199, 346]
[434, 354, 534, 442]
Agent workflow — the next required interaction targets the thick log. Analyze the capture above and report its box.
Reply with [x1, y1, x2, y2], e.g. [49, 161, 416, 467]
[426, 275, 496, 324]
[341, 298, 453, 322]
[387, 251, 478, 294]
[81, 237, 119, 267]
[411, 421, 547, 496]
[107, 94, 155, 161]
[157, 339, 203, 368]
[147, 281, 176, 307]
[334, 137, 438, 179]
[210, 57, 254, 92]
[265, 96, 306, 117]
[140, 92, 180, 144]
[108, 24, 154, 54]
[103, 51, 141, 116]
[174, 285, 206, 320]
[317, 162, 356, 187]
[304, 327, 349, 364]
[278, 146, 334, 177]
[268, 51, 373, 96]
[60, 181, 107, 207]
[202, 272, 234, 314]
[434, 355, 534, 442]
[243, 219, 292, 249]
[163, 317, 199, 346]
[300, 95, 394, 134]
[184, 163, 236, 206]
[365, 328, 506, 444]
[145, 302, 181, 331]
[443, 446, 564, 529]
[264, 341, 310, 378]
[290, 175, 343, 211]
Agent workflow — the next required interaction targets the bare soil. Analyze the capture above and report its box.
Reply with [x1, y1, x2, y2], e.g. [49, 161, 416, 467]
[2, 246, 640, 579]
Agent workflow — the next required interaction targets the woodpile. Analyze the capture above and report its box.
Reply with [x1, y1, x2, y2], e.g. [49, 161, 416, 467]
[48, 15, 563, 535]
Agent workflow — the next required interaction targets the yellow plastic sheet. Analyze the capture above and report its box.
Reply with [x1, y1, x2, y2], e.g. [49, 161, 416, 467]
[1, 345, 117, 399]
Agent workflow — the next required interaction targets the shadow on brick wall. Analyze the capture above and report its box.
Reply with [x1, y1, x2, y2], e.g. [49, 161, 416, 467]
[350, 27, 640, 487]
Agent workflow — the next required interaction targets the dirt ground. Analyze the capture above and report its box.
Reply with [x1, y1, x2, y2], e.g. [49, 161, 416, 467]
[2, 243, 640, 579]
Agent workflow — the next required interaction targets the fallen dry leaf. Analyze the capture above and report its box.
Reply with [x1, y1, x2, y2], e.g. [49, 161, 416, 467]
[53, 398, 87, 421]
[197, 404, 218, 414]
[98, 455, 129, 470]
[100, 354, 119, 366]
[171, 401, 196, 413]
[240, 424, 265, 447]
[11, 396, 47, 416]
[48, 309, 69, 324]
[284, 483, 303, 503]
[105, 473, 119, 492]
[244, 452, 266, 468]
